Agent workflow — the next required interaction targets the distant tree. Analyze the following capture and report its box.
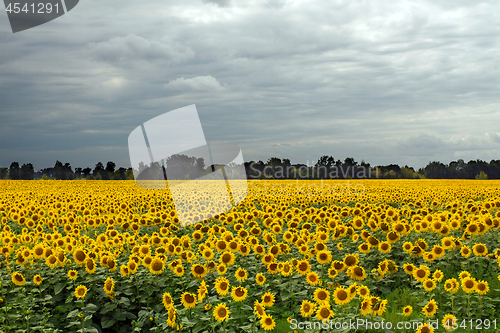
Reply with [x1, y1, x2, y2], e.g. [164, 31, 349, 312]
[106, 161, 116, 174]
[448, 159, 466, 178]
[165, 155, 204, 180]
[315, 155, 335, 179]
[74, 167, 82, 178]
[424, 161, 448, 179]
[113, 167, 128, 180]
[343, 157, 358, 167]
[137, 161, 165, 180]
[19, 163, 34, 180]
[82, 167, 92, 178]
[125, 168, 134, 180]
[401, 166, 422, 179]
[53, 161, 64, 179]
[94, 162, 104, 175]
[0, 168, 7, 179]
[9, 162, 20, 179]
[464, 159, 489, 180]
[475, 171, 488, 180]
[93, 162, 109, 180]
[53, 161, 74, 180]
[489, 160, 500, 179]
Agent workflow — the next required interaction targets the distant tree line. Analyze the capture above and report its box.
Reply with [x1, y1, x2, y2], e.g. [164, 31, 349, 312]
[244, 156, 499, 180]
[0, 156, 497, 180]
[0, 161, 134, 180]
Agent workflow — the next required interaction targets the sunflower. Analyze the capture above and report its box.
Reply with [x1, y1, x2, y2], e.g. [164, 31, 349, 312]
[234, 267, 248, 282]
[422, 299, 438, 317]
[33, 274, 42, 286]
[166, 305, 176, 328]
[254, 301, 266, 318]
[148, 258, 164, 275]
[417, 323, 435, 333]
[300, 300, 316, 318]
[11, 272, 25, 286]
[120, 265, 130, 277]
[306, 271, 320, 286]
[444, 278, 459, 294]
[197, 280, 208, 302]
[315, 304, 333, 321]
[231, 286, 248, 302]
[413, 266, 430, 282]
[360, 297, 372, 316]
[142, 255, 153, 268]
[162, 292, 173, 309]
[216, 263, 227, 275]
[201, 248, 214, 260]
[255, 273, 266, 286]
[475, 280, 489, 295]
[333, 287, 351, 306]
[348, 266, 367, 281]
[359, 243, 370, 254]
[213, 303, 230, 322]
[139, 245, 151, 257]
[68, 270, 78, 280]
[461, 277, 476, 293]
[46, 255, 58, 268]
[473, 243, 488, 257]
[402, 242, 413, 252]
[219, 251, 236, 266]
[432, 269, 444, 282]
[378, 242, 391, 254]
[280, 262, 293, 277]
[442, 314, 457, 331]
[314, 288, 330, 304]
[190, 263, 207, 279]
[458, 270, 470, 280]
[103, 277, 115, 296]
[328, 267, 338, 279]
[372, 299, 388, 316]
[214, 277, 230, 296]
[127, 260, 138, 274]
[402, 305, 412, 316]
[260, 314, 276, 331]
[357, 285, 370, 298]
[173, 265, 184, 277]
[33, 244, 45, 259]
[261, 292, 275, 307]
[316, 250, 332, 264]
[343, 254, 359, 267]
[180, 292, 197, 309]
[422, 279, 436, 292]
[296, 260, 310, 275]
[73, 248, 86, 265]
[85, 259, 96, 274]
[75, 285, 87, 299]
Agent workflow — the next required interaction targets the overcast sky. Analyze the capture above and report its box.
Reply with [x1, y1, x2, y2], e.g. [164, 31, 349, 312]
[1, 0, 500, 171]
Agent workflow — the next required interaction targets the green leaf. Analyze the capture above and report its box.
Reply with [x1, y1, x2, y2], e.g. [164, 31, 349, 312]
[84, 303, 98, 313]
[125, 311, 137, 320]
[118, 297, 130, 306]
[112, 309, 127, 321]
[54, 283, 66, 295]
[67, 309, 80, 318]
[100, 302, 117, 315]
[101, 317, 116, 329]
[379, 286, 391, 294]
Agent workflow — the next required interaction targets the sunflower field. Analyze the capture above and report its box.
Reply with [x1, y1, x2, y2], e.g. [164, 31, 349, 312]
[1, 179, 500, 333]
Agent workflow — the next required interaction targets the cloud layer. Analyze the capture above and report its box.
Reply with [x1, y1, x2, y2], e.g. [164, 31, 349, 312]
[1, 0, 500, 170]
